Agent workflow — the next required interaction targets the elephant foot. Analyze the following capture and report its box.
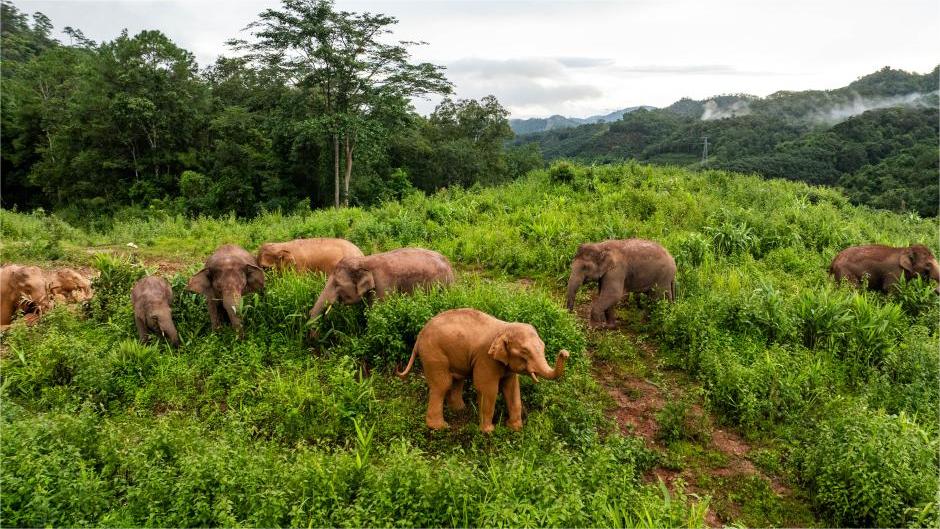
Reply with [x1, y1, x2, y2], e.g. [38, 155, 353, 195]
[427, 418, 449, 430]
[447, 399, 466, 411]
[507, 419, 523, 431]
[480, 423, 495, 434]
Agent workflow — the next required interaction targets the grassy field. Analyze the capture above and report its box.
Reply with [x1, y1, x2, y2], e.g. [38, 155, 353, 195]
[1, 162, 937, 527]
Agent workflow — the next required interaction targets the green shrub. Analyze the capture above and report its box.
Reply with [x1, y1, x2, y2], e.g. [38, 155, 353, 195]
[548, 160, 579, 184]
[796, 406, 939, 527]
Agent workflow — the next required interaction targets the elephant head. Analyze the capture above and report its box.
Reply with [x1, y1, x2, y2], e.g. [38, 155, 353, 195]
[48, 269, 93, 302]
[8, 266, 52, 319]
[187, 255, 264, 335]
[257, 244, 295, 270]
[487, 323, 569, 383]
[308, 257, 374, 321]
[150, 309, 180, 347]
[901, 245, 940, 293]
[566, 243, 615, 310]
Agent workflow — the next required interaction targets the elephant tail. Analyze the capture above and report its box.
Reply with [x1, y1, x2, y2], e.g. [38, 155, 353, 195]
[397, 341, 419, 380]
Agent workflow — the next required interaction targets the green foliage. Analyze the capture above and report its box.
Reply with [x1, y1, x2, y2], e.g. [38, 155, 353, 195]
[795, 406, 939, 528]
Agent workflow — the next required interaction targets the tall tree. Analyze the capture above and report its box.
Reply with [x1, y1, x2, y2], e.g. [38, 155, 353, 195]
[231, 0, 452, 207]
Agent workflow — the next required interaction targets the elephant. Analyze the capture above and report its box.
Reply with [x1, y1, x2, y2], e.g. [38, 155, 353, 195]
[308, 247, 455, 326]
[186, 244, 265, 338]
[0, 265, 52, 329]
[566, 238, 676, 327]
[257, 237, 364, 275]
[46, 268, 93, 303]
[131, 276, 180, 347]
[397, 308, 569, 433]
[830, 244, 940, 294]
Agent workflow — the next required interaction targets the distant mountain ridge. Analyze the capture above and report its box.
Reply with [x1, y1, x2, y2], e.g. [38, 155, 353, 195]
[510, 106, 656, 134]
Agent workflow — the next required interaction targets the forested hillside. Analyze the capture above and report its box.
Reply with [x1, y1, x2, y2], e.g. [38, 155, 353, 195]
[2, 163, 938, 527]
[0, 2, 541, 221]
[514, 67, 939, 217]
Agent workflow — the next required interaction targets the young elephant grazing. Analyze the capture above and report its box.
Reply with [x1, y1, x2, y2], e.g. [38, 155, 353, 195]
[308, 248, 455, 324]
[398, 308, 569, 433]
[0, 265, 51, 329]
[46, 268, 93, 303]
[186, 244, 265, 338]
[566, 239, 676, 328]
[257, 238, 364, 275]
[830, 244, 940, 294]
[131, 276, 180, 347]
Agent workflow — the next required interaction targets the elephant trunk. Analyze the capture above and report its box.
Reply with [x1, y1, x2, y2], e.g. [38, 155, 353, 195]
[565, 271, 584, 311]
[222, 290, 243, 336]
[157, 312, 180, 348]
[530, 350, 569, 382]
[309, 280, 336, 321]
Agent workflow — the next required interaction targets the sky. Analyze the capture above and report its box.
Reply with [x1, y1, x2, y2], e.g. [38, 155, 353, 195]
[17, 0, 940, 119]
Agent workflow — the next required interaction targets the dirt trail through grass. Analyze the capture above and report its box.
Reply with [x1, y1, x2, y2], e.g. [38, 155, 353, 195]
[574, 301, 816, 527]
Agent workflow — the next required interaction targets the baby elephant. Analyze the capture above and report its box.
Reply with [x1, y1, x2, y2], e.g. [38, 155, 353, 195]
[398, 308, 569, 433]
[46, 268, 93, 303]
[257, 237, 364, 275]
[132, 276, 180, 347]
[566, 238, 676, 327]
[0, 264, 51, 329]
[308, 247, 455, 325]
[831, 244, 940, 294]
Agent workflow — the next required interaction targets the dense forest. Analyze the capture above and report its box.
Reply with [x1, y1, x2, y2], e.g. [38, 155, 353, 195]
[0, 1, 542, 222]
[513, 67, 940, 217]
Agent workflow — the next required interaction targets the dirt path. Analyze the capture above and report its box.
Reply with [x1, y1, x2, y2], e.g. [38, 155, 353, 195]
[574, 300, 812, 527]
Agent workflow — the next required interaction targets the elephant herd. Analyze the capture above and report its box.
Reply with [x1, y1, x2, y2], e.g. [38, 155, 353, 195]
[2, 238, 938, 433]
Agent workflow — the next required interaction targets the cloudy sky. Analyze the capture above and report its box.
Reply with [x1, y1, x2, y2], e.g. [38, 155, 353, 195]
[18, 0, 940, 119]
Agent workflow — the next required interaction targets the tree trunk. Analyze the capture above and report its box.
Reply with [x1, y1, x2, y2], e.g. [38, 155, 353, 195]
[343, 134, 353, 207]
[333, 134, 340, 208]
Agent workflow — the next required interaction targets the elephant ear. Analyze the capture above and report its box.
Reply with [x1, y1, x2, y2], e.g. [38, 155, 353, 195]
[245, 264, 265, 294]
[186, 269, 213, 296]
[487, 330, 510, 365]
[276, 249, 295, 268]
[899, 250, 915, 273]
[355, 270, 375, 298]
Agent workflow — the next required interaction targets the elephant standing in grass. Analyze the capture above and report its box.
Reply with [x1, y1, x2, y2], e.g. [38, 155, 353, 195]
[308, 248, 454, 331]
[0, 265, 51, 329]
[257, 238, 364, 275]
[566, 239, 676, 328]
[187, 244, 265, 338]
[398, 308, 569, 433]
[830, 244, 940, 294]
[132, 276, 180, 347]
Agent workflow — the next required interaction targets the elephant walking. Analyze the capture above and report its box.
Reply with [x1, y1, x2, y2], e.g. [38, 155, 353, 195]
[830, 244, 940, 294]
[398, 308, 569, 433]
[566, 238, 676, 327]
[186, 244, 265, 338]
[308, 247, 454, 329]
[132, 276, 180, 347]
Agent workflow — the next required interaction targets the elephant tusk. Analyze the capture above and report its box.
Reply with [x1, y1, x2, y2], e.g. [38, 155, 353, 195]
[530, 372, 539, 384]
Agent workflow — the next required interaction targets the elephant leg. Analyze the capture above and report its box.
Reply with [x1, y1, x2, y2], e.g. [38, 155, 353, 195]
[592, 277, 624, 327]
[447, 377, 466, 411]
[502, 375, 523, 431]
[475, 378, 499, 434]
[426, 368, 452, 430]
[207, 299, 222, 330]
[135, 316, 150, 344]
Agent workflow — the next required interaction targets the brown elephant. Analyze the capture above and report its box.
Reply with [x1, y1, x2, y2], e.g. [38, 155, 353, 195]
[397, 308, 569, 433]
[186, 244, 265, 338]
[257, 237, 364, 275]
[46, 268, 93, 303]
[0, 265, 52, 329]
[566, 238, 676, 327]
[308, 247, 455, 325]
[830, 244, 940, 294]
[131, 276, 180, 347]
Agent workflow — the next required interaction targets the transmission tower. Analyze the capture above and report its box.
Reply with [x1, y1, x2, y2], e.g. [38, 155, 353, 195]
[701, 136, 709, 167]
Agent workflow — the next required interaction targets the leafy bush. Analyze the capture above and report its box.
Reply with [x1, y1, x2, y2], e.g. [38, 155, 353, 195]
[548, 160, 579, 184]
[796, 406, 939, 527]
